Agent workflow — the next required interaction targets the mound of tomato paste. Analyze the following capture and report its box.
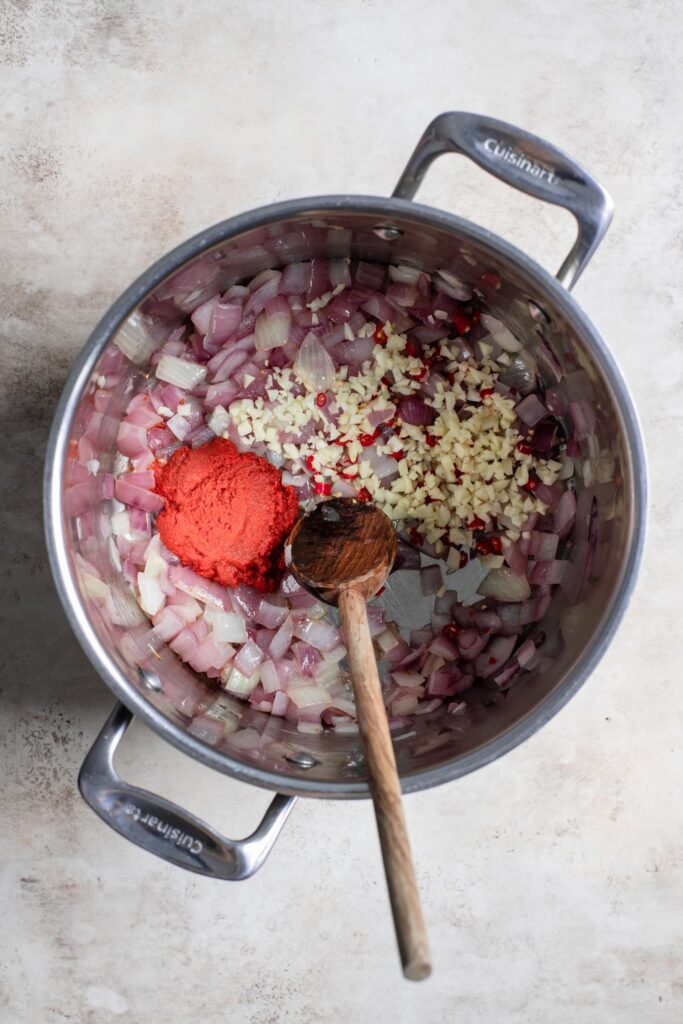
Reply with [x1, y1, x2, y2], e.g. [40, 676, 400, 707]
[155, 437, 299, 592]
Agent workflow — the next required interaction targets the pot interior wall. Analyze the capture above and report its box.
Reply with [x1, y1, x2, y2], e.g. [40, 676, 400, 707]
[60, 207, 635, 792]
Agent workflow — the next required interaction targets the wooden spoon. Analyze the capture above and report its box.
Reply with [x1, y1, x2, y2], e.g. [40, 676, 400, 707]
[288, 498, 431, 981]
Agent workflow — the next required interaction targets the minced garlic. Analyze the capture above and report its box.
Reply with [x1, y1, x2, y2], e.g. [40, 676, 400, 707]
[222, 323, 559, 550]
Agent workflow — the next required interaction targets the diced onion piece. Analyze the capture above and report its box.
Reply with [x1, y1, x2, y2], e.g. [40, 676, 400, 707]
[259, 659, 281, 694]
[211, 611, 247, 644]
[137, 571, 165, 616]
[376, 629, 401, 653]
[397, 396, 435, 426]
[420, 564, 442, 596]
[528, 559, 566, 585]
[234, 638, 265, 676]
[156, 354, 207, 389]
[288, 685, 332, 709]
[207, 404, 230, 435]
[515, 394, 547, 426]
[255, 298, 291, 351]
[221, 666, 260, 695]
[292, 617, 340, 652]
[479, 314, 522, 352]
[434, 269, 472, 301]
[391, 670, 425, 688]
[167, 413, 193, 440]
[169, 565, 231, 609]
[269, 616, 294, 660]
[293, 331, 337, 393]
[478, 566, 531, 603]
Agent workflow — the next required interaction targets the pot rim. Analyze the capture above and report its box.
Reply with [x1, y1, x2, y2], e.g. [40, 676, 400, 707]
[44, 194, 648, 799]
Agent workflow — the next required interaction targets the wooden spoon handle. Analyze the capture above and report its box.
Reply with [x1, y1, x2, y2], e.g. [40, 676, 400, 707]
[338, 587, 431, 982]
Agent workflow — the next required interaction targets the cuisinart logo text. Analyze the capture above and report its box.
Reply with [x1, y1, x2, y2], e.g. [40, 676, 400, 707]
[484, 137, 558, 184]
[124, 802, 203, 855]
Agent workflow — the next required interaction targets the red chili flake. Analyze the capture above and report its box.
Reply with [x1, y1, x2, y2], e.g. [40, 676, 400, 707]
[459, 551, 468, 569]
[442, 624, 461, 642]
[374, 326, 388, 345]
[409, 527, 422, 547]
[340, 471, 355, 480]
[488, 656, 497, 665]
[334, 437, 347, 446]
[357, 487, 372, 502]
[404, 340, 419, 357]
[314, 481, 331, 496]
[385, 417, 396, 428]
[478, 271, 502, 291]
[425, 433, 438, 448]
[389, 450, 404, 460]
[409, 366, 428, 381]
[315, 393, 327, 407]
[479, 387, 494, 399]
[476, 538, 492, 556]
[359, 433, 375, 447]
[516, 440, 532, 455]
[305, 455, 316, 472]
[488, 536, 502, 555]
[453, 309, 472, 335]
[522, 477, 538, 493]
[467, 515, 485, 530]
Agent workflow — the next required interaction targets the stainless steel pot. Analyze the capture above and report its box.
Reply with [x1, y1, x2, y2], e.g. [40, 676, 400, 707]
[44, 113, 647, 880]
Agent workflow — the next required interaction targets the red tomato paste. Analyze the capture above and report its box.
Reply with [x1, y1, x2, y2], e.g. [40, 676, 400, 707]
[155, 437, 299, 593]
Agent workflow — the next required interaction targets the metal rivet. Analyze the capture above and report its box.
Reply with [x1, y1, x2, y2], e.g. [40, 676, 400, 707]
[285, 751, 317, 769]
[139, 668, 161, 692]
[528, 299, 550, 323]
[373, 225, 403, 240]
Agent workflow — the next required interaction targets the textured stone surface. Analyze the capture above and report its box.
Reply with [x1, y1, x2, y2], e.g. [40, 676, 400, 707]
[1, 2, 681, 1021]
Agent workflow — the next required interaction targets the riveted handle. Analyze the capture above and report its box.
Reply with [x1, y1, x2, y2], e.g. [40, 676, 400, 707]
[79, 702, 296, 879]
[393, 111, 614, 289]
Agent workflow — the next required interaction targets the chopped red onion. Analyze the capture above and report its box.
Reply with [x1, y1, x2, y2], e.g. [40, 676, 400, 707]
[478, 566, 531, 603]
[234, 638, 265, 676]
[393, 542, 421, 573]
[114, 475, 164, 513]
[293, 332, 336, 392]
[169, 565, 232, 610]
[397, 396, 436, 426]
[515, 394, 548, 426]
[528, 559, 566, 585]
[244, 274, 281, 316]
[254, 596, 288, 629]
[503, 539, 527, 576]
[231, 584, 262, 620]
[554, 489, 577, 538]
[293, 641, 322, 677]
[420, 564, 443, 596]
[365, 605, 386, 637]
[292, 618, 340, 653]
[117, 422, 149, 457]
[355, 261, 385, 290]
[332, 336, 374, 366]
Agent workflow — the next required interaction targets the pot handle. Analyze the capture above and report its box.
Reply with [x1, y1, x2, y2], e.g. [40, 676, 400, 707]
[393, 111, 614, 290]
[78, 702, 296, 879]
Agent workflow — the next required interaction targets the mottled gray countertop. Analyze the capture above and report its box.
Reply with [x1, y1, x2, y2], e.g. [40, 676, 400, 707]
[1, 2, 681, 1022]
